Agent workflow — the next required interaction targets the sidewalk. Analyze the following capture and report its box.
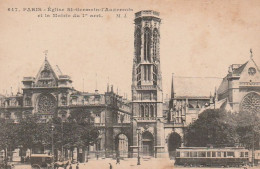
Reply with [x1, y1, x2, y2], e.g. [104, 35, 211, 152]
[13, 158, 259, 169]
[76, 158, 174, 169]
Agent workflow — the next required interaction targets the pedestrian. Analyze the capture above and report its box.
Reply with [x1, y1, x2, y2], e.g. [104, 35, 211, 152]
[69, 164, 72, 169]
[96, 153, 99, 160]
[109, 163, 112, 169]
[76, 163, 79, 169]
[116, 156, 120, 164]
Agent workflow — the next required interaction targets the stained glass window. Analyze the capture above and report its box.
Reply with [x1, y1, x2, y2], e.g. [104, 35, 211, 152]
[38, 94, 56, 114]
[240, 92, 260, 114]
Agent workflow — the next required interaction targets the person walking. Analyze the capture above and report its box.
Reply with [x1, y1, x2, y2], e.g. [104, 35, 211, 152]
[109, 163, 112, 169]
[116, 156, 120, 164]
[69, 164, 72, 169]
[76, 163, 79, 169]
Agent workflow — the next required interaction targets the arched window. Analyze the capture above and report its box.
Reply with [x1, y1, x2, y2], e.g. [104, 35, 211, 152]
[240, 92, 260, 114]
[144, 66, 147, 81]
[61, 96, 67, 105]
[41, 70, 50, 78]
[144, 28, 151, 62]
[150, 105, 154, 117]
[140, 105, 144, 117]
[148, 65, 151, 81]
[25, 97, 31, 106]
[153, 29, 159, 61]
[145, 105, 149, 117]
[135, 28, 141, 63]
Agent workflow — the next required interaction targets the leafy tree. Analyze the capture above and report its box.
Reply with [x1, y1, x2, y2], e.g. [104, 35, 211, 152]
[235, 111, 260, 149]
[63, 108, 99, 150]
[185, 109, 238, 147]
[0, 118, 18, 161]
[16, 115, 52, 155]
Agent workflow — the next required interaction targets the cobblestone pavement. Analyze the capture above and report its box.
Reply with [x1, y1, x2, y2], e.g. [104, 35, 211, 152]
[11, 158, 259, 169]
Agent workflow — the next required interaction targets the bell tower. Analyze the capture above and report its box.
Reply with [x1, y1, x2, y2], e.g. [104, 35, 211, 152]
[132, 10, 165, 158]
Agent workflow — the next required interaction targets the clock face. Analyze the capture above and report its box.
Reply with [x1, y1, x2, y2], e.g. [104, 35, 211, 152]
[248, 67, 256, 76]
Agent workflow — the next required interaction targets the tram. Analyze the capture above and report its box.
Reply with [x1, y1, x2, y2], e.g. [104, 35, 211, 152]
[175, 147, 249, 167]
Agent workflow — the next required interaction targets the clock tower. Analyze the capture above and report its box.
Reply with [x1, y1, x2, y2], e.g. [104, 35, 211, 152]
[131, 10, 165, 157]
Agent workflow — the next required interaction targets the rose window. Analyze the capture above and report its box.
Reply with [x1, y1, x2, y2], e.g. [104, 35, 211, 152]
[38, 94, 56, 114]
[240, 93, 260, 114]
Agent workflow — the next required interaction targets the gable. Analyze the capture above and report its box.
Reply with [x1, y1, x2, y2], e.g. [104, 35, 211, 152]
[35, 58, 58, 87]
[239, 57, 260, 84]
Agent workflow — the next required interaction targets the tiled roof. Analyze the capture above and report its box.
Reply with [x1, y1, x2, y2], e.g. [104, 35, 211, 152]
[232, 62, 248, 75]
[173, 77, 222, 97]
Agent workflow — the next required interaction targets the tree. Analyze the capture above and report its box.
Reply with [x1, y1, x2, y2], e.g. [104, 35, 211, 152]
[16, 115, 52, 155]
[235, 111, 260, 149]
[64, 108, 99, 147]
[185, 109, 238, 147]
[0, 118, 18, 161]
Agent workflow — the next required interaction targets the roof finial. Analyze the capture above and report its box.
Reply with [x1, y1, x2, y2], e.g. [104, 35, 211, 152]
[43, 50, 48, 60]
[250, 48, 253, 58]
[95, 73, 98, 90]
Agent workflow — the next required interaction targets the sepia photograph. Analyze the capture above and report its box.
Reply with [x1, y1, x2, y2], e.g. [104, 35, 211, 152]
[0, 0, 260, 169]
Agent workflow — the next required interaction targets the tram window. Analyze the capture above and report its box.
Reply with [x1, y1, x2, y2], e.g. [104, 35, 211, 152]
[224, 152, 226, 157]
[181, 152, 189, 157]
[227, 152, 234, 157]
[184, 152, 189, 157]
[207, 152, 211, 157]
[240, 152, 244, 157]
[245, 152, 248, 157]
[191, 152, 197, 157]
[212, 152, 216, 157]
[198, 152, 206, 157]
[217, 152, 221, 157]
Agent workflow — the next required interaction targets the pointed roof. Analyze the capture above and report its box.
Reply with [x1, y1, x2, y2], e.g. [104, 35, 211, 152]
[231, 49, 260, 76]
[232, 62, 248, 75]
[35, 57, 59, 85]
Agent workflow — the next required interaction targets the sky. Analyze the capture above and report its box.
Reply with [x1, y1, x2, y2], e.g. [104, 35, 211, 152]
[0, 0, 260, 99]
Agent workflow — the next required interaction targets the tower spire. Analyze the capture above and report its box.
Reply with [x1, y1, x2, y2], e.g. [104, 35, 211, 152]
[171, 73, 175, 99]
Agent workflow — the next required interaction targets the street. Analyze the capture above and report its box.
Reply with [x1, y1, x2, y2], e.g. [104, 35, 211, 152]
[11, 158, 260, 169]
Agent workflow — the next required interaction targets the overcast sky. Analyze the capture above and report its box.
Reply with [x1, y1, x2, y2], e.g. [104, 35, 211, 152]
[0, 0, 260, 99]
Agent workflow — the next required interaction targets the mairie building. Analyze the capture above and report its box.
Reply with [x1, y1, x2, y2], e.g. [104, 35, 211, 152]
[0, 57, 132, 161]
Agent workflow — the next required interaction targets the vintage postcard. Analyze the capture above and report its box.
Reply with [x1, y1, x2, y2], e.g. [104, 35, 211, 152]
[0, 0, 260, 169]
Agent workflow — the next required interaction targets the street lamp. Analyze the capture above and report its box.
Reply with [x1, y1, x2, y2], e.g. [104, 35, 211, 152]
[51, 124, 55, 160]
[136, 128, 141, 165]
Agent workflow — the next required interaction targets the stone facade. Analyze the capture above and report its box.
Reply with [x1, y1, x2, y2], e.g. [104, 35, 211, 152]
[217, 52, 260, 113]
[131, 10, 165, 158]
[0, 57, 131, 160]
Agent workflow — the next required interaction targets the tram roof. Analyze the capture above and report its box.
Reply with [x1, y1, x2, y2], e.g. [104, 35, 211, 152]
[177, 147, 247, 151]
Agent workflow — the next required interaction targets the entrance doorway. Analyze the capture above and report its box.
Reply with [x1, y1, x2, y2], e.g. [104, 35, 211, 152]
[142, 131, 154, 156]
[168, 132, 181, 159]
[116, 134, 128, 158]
